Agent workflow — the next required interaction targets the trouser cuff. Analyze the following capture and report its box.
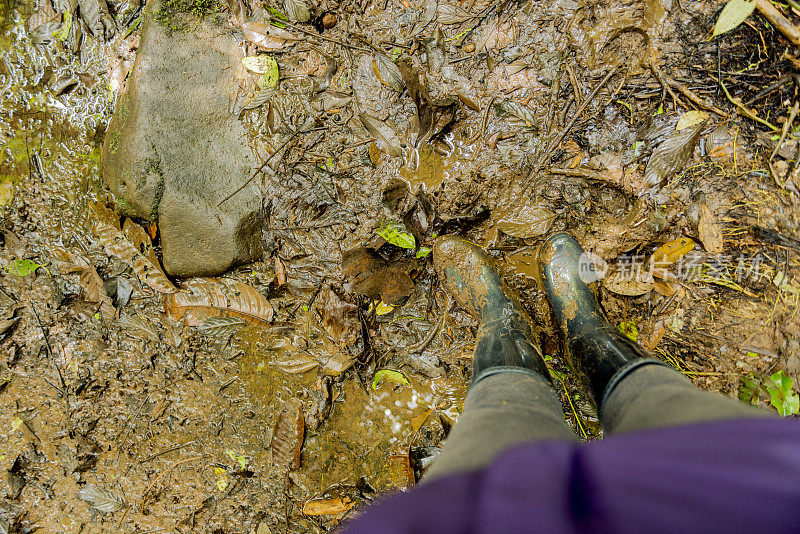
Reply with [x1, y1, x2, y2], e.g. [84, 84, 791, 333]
[471, 365, 551, 389]
[598, 358, 671, 418]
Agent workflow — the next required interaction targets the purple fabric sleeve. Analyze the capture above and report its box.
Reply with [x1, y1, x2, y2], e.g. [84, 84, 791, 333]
[342, 418, 800, 534]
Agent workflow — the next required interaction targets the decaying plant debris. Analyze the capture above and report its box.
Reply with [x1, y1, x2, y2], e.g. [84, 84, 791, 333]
[2, 0, 800, 530]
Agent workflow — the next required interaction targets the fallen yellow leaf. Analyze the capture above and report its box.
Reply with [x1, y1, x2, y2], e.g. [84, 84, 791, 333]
[651, 237, 695, 267]
[302, 497, 354, 516]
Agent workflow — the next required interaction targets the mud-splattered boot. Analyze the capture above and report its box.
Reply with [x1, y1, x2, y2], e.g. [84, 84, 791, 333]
[433, 235, 551, 383]
[539, 232, 667, 409]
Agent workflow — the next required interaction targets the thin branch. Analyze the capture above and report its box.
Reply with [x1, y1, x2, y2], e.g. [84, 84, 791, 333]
[28, 304, 66, 391]
[218, 132, 299, 206]
[268, 17, 374, 53]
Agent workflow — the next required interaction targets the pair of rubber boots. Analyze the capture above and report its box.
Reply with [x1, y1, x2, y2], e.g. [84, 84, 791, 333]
[433, 233, 653, 410]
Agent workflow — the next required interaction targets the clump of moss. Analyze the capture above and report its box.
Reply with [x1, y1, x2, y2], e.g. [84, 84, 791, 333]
[0, 0, 18, 33]
[155, 0, 222, 33]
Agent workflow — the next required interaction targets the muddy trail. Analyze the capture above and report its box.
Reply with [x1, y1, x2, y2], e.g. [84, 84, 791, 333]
[1, 0, 800, 530]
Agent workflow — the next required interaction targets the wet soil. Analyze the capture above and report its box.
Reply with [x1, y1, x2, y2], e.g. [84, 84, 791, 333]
[2, 0, 800, 531]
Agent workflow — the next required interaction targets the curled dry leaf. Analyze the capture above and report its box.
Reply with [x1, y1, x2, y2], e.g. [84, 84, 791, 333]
[284, 0, 310, 22]
[643, 121, 704, 189]
[91, 206, 177, 294]
[117, 315, 161, 343]
[341, 248, 415, 305]
[90, 201, 121, 230]
[437, 3, 472, 24]
[675, 110, 708, 131]
[274, 354, 319, 374]
[372, 54, 404, 92]
[271, 397, 305, 470]
[122, 219, 165, 277]
[495, 204, 555, 239]
[410, 408, 434, 432]
[226, 0, 249, 26]
[651, 237, 695, 278]
[494, 101, 538, 129]
[359, 114, 403, 157]
[196, 316, 246, 338]
[275, 256, 287, 287]
[411, 0, 437, 36]
[49, 246, 89, 274]
[166, 278, 274, 327]
[651, 237, 695, 267]
[302, 496, 354, 516]
[79, 266, 116, 320]
[76, 0, 114, 40]
[241, 22, 296, 50]
[698, 204, 723, 254]
[241, 87, 274, 110]
[603, 269, 654, 296]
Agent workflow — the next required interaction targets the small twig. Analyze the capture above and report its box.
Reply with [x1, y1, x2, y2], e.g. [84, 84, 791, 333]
[140, 440, 198, 464]
[267, 222, 342, 231]
[755, 0, 800, 46]
[528, 66, 618, 186]
[218, 132, 299, 206]
[408, 295, 453, 354]
[140, 455, 205, 512]
[28, 304, 66, 390]
[719, 79, 779, 132]
[745, 74, 794, 105]
[769, 100, 800, 187]
[268, 18, 373, 53]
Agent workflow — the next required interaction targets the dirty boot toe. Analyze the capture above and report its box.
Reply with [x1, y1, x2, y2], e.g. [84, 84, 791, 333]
[433, 235, 508, 318]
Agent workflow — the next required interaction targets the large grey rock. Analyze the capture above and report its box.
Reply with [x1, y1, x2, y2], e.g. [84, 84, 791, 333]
[102, 0, 262, 277]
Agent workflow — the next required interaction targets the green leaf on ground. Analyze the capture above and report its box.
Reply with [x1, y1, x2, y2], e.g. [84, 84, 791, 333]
[738, 375, 760, 405]
[617, 321, 639, 342]
[375, 301, 395, 316]
[5, 259, 48, 277]
[266, 6, 289, 20]
[766, 370, 800, 416]
[372, 369, 410, 390]
[53, 10, 72, 41]
[260, 57, 280, 89]
[242, 55, 278, 77]
[377, 221, 416, 249]
[712, 0, 756, 37]
[416, 246, 432, 258]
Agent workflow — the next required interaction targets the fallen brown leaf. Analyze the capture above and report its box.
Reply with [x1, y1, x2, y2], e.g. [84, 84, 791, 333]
[271, 398, 305, 471]
[302, 496, 354, 516]
[698, 204, 723, 254]
[165, 278, 274, 327]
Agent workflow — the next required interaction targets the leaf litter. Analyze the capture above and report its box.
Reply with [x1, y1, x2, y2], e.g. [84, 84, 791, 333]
[6, 0, 800, 529]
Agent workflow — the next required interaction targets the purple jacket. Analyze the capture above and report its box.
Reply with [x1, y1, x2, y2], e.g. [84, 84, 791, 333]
[344, 418, 800, 533]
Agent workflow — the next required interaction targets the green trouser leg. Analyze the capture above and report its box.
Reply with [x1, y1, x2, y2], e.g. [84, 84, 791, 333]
[601, 361, 771, 434]
[425, 362, 771, 482]
[423, 368, 577, 482]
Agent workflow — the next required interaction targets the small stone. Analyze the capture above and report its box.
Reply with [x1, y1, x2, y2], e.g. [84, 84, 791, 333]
[322, 13, 337, 29]
[462, 43, 475, 52]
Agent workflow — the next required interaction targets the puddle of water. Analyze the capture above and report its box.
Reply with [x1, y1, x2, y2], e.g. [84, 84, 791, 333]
[236, 309, 469, 492]
[400, 132, 477, 192]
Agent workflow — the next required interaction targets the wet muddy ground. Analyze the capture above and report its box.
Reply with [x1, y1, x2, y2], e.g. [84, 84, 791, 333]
[2, 0, 800, 531]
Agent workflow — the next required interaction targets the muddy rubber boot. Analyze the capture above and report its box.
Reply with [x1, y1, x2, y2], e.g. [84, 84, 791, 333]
[540, 232, 667, 411]
[433, 236, 551, 383]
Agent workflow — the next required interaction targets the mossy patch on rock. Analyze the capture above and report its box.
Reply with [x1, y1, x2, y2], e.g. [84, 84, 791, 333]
[154, 0, 223, 33]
